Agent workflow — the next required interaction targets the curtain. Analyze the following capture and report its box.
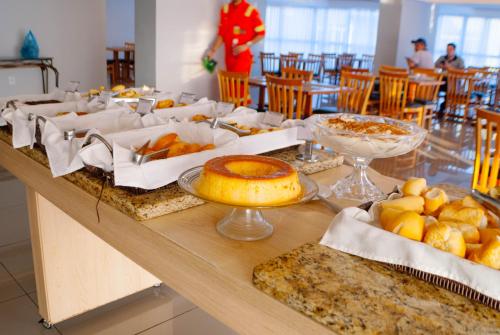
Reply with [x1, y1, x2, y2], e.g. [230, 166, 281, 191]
[434, 15, 500, 67]
[264, 4, 379, 56]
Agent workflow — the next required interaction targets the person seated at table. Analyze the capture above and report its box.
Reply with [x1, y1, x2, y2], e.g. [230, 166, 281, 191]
[435, 43, 465, 70]
[406, 38, 434, 69]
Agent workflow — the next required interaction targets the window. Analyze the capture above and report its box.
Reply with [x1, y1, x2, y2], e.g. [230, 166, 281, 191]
[433, 14, 500, 67]
[264, 4, 379, 56]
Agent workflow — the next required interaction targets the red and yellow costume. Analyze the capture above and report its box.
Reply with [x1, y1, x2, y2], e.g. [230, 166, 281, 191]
[218, 1, 265, 74]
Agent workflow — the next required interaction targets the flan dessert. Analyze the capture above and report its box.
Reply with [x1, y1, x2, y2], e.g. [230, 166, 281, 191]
[197, 155, 302, 206]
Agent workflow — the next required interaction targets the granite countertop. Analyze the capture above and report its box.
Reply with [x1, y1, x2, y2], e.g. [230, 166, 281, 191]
[254, 243, 500, 334]
[0, 128, 343, 221]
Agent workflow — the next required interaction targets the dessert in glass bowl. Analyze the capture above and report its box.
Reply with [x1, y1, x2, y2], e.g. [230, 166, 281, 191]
[313, 114, 427, 202]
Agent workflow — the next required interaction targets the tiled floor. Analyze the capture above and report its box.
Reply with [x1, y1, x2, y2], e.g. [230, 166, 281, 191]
[0, 120, 475, 334]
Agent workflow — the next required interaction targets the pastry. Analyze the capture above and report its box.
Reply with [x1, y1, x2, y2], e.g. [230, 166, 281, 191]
[470, 237, 500, 270]
[384, 211, 425, 241]
[479, 228, 500, 244]
[156, 99, 175, 109]
[380, 196, 424, 214]
[423, 188, 448, 215]
[401, 177, 427, 196]
[197, 155, 302, 206]
[439, 204, 487, 228]
[423, 222, 466, 258]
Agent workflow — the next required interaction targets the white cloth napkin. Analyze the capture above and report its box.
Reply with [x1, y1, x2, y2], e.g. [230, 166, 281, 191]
[79, 120, 240, 189]
[320, 207, 500, 301]
[41, 108, 143, 177]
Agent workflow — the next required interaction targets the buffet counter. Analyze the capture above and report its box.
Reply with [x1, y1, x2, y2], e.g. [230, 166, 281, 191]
[0, 129, 498, 334]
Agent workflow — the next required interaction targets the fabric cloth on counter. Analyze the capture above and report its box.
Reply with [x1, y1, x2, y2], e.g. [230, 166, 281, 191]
[42, 108, 142, 177]
[320, 207, 500, 302]
[142, 98, 217, 127]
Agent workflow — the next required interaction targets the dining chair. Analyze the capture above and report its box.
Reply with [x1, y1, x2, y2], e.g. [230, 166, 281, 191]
[217, 70, 250, 108]
[379, 70, 424, 126]
[260, 52, 280, 76]
[340, 66, 370, 75]
[123, 42, 135, 84]
[472, 108, 499, 193]
[445, 68, 477, 121]
[305, 54, 323, 80]
[321, 53, 337, 83]
[412, 68, 444, 129]
[288, 52, 303, 58]
[361, 54, 375, 72]
[266, 75, 306, 119]
[282, 67, 313, 82]
[337, 72, 376, 115]
[280, 54, 299, 70]
[336, 53, 355, 83]
[495, 72, 500, 110]
[379, 65, 408, 73]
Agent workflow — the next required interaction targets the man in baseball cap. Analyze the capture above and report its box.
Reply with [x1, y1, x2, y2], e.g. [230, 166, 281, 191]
[406, 38, 434, 69]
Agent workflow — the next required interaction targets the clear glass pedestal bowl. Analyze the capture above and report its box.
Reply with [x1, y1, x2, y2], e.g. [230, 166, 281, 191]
[178, 166, 319, 241]
[313, 114, 427, 202]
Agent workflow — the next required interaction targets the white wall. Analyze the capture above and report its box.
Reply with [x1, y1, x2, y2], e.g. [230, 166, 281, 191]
[106, 0, 135, 48]
[135, 0, 156, 87]
[0, 0, 107, 96]
[154, 0, 225, 99]
[395, 0, 433, 67]
[373, 0, 403, 70]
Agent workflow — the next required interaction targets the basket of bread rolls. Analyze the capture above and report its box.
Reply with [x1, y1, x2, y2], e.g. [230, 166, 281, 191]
[379, 177, 499, 271]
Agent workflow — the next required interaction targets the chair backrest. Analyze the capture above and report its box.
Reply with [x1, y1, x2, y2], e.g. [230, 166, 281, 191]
[337, 72, 375, 115]
[124, 42, 135, 61]
[446, 68, 476, 108]
[322, 53, 337, 72]
[338, 53, 355, 68]
[266, 75, 306, 119]
[217, 70, 249, 108]
[495, 72, 500, 110]
[341, 66, 370, 75]
[379, 70, 409, 118]
[413, 70, 444, 103]
[280, 54, 299, 69]
[282, 67, 313, 82]
[472, 108, 499, 193]
[298, 59, 322, 77]
[379, 65, 408, 74]
[361, 54, 374, 72]
[260, 52, 279, 76]
[288, 52, 303, 58]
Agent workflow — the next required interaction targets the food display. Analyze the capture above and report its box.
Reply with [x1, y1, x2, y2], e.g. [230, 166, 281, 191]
[156, 99, 175, 109]
[197, 155, 302, 206]
[138, 132, 216, 160]
[55, 111, 89, 117]
[379, 177, 500, 270]
[313, 114, 427, 202]
[223, 120, 282, 136]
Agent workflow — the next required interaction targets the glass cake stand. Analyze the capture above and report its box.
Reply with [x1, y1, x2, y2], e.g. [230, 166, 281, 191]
[313, 114, 427, 202]
[178, 166, 319, 241]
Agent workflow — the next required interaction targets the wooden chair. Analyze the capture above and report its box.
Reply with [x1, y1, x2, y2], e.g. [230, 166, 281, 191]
[305, 54, 323, 80]
[472, 108, 499, 193]
[379, 70, 424, 126]
[340, 66, 370, 75]
[282, 67, 313, 82]
[337, 72, 375, 115]
[122, 42, 135, 85]
[217, 70, 250, 108]
[412, 68, 444, 129]
[288, 52, 303, 58]
[361, 54, 375, 72]
[445, 68, 477, 121]
[280, 54, 299, 70]
[336, 54, 355, 83]
[495, 72, 500, 110]
[260, 52, 280, 76]
[266, 75, 306, 119]
[379, 65, 408, 73]
[321, 53, 337, 83]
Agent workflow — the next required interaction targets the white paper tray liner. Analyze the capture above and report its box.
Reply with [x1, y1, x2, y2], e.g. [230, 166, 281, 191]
[79, 120, 241, 190]
[42, 108, 143, 177]
[0, 90, 81, 126]
[142, 98, 216, 126]
[320, 207, 500, 301]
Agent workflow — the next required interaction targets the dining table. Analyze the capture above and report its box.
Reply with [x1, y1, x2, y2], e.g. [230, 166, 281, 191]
[249, 76, 344, 117]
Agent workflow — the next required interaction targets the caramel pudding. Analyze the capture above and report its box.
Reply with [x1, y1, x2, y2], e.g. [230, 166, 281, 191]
[197, 155, 302, 206]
